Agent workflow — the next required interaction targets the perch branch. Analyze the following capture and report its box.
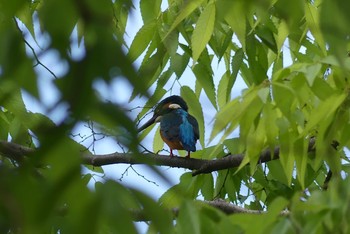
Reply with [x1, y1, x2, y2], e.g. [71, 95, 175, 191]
[0, 138, 316, 176]
[0, 141, 35, 162]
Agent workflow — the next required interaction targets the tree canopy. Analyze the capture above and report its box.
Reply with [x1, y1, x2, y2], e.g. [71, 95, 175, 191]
[1, 0, 350, 233]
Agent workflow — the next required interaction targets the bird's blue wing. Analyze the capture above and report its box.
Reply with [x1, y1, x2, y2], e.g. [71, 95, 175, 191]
[178, 110, 198, 152]
[187, 114, 199, 140]
[160, 109, 199, 152]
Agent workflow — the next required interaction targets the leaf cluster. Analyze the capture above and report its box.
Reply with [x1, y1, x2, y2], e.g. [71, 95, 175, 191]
[1, 0, 350, 233]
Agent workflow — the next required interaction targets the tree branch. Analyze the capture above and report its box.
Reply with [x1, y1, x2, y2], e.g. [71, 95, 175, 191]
[205, 199, 265, 215]
[82, 137, 315, 176]
[81, 149, 276, 176]
[0, 138, 316, 176]
[131, 199, 289, 221]
[0, 141, 35, 162]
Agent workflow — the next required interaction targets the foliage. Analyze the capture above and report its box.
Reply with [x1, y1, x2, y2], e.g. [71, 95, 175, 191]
[1, 0, 350, 233]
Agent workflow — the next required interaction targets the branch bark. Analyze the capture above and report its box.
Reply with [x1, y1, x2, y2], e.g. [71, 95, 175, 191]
[205, 199, 265, 215]
[82, 137, 315, 176]
[80, 148, 277, 176]
[0, 141, 35, 162]
[131, 199, 289, 221]
[0, 138, 316, 176]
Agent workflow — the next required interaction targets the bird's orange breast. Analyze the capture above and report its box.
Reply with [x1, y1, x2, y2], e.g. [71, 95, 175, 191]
[160, 131, 184, 150]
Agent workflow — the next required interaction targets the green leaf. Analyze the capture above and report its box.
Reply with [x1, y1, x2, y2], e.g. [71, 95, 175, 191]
[218, 0, 246, 49]
[161, 28, 179, 56]
[210, 98, 239, 141]
[157, 69, 174, 88]
[262, 103, 279, 147]
[222, 48, 244, 102]
[198, 208, 218, 234]
[310, 77, 334, 101]
[276, 121, 295, 185]
[163, 0, 204, 40]
[245, 33, 268, 85]
[176, 201, 201, 234]
[304, 64, 322, 86]
[159, 185, 183, 208]
[214, 170, 227, 199]
[17, 3, 37, 40]
[127, 20, 157, 62]
[83, 165, 104, 174]
[8, 116, 28, 144]
[159, 173, 201, 207]
[217, 71, 230, 109]
[153, 125, 164, 153]
[276, 21, 289, 54]
[213, 25, 233, 60]
[225, 173, 238, 201]
[320, 0, 350, 57]
[133, 190, 173, 234]
[0, 0, 28, 17]
[193, 144, 225, 160]
[268, 197, 289, 217]
[191, 2, 215, 63]
[201, 173, 214, 200]
[170, 52, 190, 78]
[257, 86, 270, 103]
[303, 92, 346, 135]
[113, 0, 131, 43]
[95, 181, 138, 234]
[229, 197, 288, 233]
[0, 24, 38, 97]
[140, 0, 161, 24]
[269, 218, 294, 234]
[230, 48, 244, 92]
[0, 111, 9, 140]
[240, 101, 265, 174]
[193, 63, 216, 108]
[255, 24, 277, 53]
[294, 137, 308, 189]
[0, 87, 27, 118]
[305, 2, 326, 55]
[39, 0, 78, 52]
[272, 82, 296, 117]
[224, 138, 245, 155]
[135, 50, 167, 93]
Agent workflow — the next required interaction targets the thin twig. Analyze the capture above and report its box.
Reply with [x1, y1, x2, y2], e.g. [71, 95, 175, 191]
[130, 165, 159, 186]
[13, 17, 58, 79]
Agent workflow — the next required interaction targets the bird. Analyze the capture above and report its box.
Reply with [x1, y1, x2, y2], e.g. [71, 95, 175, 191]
[138, 95, 199, 158]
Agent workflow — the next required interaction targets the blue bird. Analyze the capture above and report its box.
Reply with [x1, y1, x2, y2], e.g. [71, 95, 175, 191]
[138, 95, 199, 158]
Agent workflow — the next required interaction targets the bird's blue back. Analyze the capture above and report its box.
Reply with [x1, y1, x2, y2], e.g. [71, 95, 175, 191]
[160, 109, 198, 152]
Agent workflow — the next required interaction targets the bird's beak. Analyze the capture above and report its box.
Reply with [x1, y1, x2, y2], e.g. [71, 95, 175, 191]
[138, 115, 158, 132]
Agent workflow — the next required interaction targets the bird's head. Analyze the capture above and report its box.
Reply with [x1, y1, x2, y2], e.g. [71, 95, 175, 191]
[138, 95, 188, 132]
